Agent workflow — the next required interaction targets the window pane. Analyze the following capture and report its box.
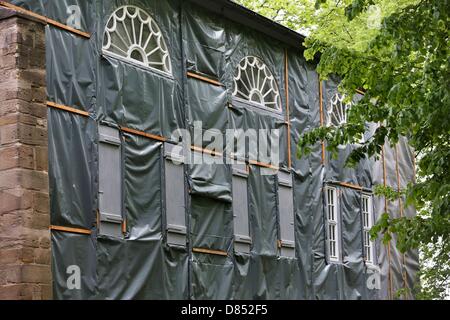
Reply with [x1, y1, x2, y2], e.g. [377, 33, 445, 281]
[232, 56, 282, 111]
[102, 6, 172, 74]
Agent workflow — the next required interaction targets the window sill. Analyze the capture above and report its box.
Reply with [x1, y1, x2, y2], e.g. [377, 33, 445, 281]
[101, 50, 175, 81]
[231, 97, 285, 120]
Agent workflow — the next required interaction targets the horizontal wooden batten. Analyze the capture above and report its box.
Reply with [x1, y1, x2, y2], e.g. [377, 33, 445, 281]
[248, 159, 279, 170]
[326, 181, 371, 192]
[192, 247, 228, 257]
[339, 182, 363, 191]
[0, 1, 91, 39]
[190, 145, 223, 157]
[187, 71, 223, 87]
[120, 126, 167, 142]
[50, 225, 92, 235]
[46, 101, 90, 117]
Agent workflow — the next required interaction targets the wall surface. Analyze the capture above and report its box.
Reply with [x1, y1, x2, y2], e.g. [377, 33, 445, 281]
[0, 0, 418, 300]
[0, 9, 51, 299]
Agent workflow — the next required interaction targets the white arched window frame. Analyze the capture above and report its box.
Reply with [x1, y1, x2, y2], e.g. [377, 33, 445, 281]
[232, 56, 282, 112]
[326, 92, 365, 144]
[326, 93, 352, 127]
[102, 5, 172, 75]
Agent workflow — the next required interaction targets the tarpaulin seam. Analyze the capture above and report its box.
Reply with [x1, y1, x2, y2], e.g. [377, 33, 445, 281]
[0, 1, 91, 38]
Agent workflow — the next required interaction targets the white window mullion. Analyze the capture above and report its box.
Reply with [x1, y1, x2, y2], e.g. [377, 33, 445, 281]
[325, 186, 340, 262]
[232, 56, 282, 112]
[362, 194, 375, 264]
[102, 5, 172, 74]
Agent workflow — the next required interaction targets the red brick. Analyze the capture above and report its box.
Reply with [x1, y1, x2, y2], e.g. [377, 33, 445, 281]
[34, 146, 48, 171]
[0, 100, 19, 117]
[21, 234, 41, 249]
[0, 145, 19, 170]
[0, 188, 33, 212]
[0, 169, 20, 189]
[0, 113, 37, 127]
[20, 247, 35, 263]
[0, 249, 21, 264]
[34, 248, 50, 265]
[0, 113, 19, 126]
[0, 54, 16, 71]
[0, 212, 25, 237]
[20, 169, 49, 191]
[0, 169, 48, 191]
[0, 284, 33, 300]
[0, 13, 49, 300]
[30, 86, 46, 103]
[19, 145, 35, 169]
[21, 265, 51, 283]
[33, 192, 48, 213]
[0, 69, 17, 84]
[41, 284, 52, 300]
[25, 212, 49, 230]
[18, 69, 45, 87]
[18, 101, 47, 119]
[0, 144, 34, 170]
[0, 123, 18, 145]
[18, 123, 47, 146]
[1, 265, 22, 283]
[39, 236, 50, 249]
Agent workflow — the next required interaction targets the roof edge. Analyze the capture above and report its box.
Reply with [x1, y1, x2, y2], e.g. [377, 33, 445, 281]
[188, 0, 306, 51]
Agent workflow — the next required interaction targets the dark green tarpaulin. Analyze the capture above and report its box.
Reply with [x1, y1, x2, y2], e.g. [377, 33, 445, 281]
[9, 0, 418, 299]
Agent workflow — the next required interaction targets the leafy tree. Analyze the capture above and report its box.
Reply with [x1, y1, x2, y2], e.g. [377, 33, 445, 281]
[236, 0, 450, 299]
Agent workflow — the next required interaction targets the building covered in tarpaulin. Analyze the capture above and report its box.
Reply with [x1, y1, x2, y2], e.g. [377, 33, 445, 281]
[0, 0, 418, 299]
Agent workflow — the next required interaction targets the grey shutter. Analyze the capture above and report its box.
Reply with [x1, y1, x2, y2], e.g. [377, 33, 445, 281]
[278, 170, 295, 257]
[164, 143, 186, 247]
[232, 163, 251, 253]
[98, 125, 122, 237]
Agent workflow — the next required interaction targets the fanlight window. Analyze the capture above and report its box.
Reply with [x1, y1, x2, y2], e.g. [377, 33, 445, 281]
[233, 56, 282, 111]
[102, 5, 172, 74]
[326, 93, 352, 127]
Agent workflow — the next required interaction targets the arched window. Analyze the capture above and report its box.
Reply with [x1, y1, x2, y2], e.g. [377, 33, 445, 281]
[102, 5, 172, 74]
[232, 56, 282, 112]
[326, 93, 352, 127]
